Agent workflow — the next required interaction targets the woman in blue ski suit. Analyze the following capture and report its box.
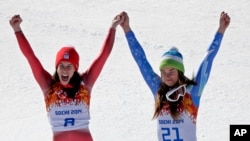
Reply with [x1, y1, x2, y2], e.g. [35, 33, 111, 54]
[119, 11, 230, 141]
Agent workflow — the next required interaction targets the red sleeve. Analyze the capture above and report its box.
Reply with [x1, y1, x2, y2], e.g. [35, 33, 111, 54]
[15, 31, 52, 94]
[81, 28, 116, 91]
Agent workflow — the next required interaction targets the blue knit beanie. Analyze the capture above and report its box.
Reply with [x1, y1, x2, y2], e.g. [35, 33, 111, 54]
[159, 47, 184, 73]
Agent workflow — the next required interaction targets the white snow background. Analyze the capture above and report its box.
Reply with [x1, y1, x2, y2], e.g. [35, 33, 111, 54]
[1, 0, 250, 141]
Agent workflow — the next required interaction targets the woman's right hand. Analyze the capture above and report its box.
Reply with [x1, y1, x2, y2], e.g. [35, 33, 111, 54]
[119, 11, 131, 33]
[9, 15, 22, 32]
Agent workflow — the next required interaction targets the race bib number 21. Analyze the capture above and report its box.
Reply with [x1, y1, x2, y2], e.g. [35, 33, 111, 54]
[161, 127, 183, 141]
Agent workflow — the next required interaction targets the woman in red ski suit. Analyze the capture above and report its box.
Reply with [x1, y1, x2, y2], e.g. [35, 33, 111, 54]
[9, 13, 124, 141]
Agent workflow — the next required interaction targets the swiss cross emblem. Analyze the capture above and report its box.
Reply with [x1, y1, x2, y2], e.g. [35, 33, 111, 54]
[63, 52, 70, 59]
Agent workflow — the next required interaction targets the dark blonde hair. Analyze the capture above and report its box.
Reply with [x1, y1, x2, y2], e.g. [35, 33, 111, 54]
[152, 70, 196, 120]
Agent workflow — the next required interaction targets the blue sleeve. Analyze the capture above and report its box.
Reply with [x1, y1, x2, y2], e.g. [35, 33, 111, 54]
[189, 32, 224, 107]
[125, 31, 161, 98]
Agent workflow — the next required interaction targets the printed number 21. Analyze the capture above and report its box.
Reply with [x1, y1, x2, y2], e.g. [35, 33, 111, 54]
[161, 127, 183, 141]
